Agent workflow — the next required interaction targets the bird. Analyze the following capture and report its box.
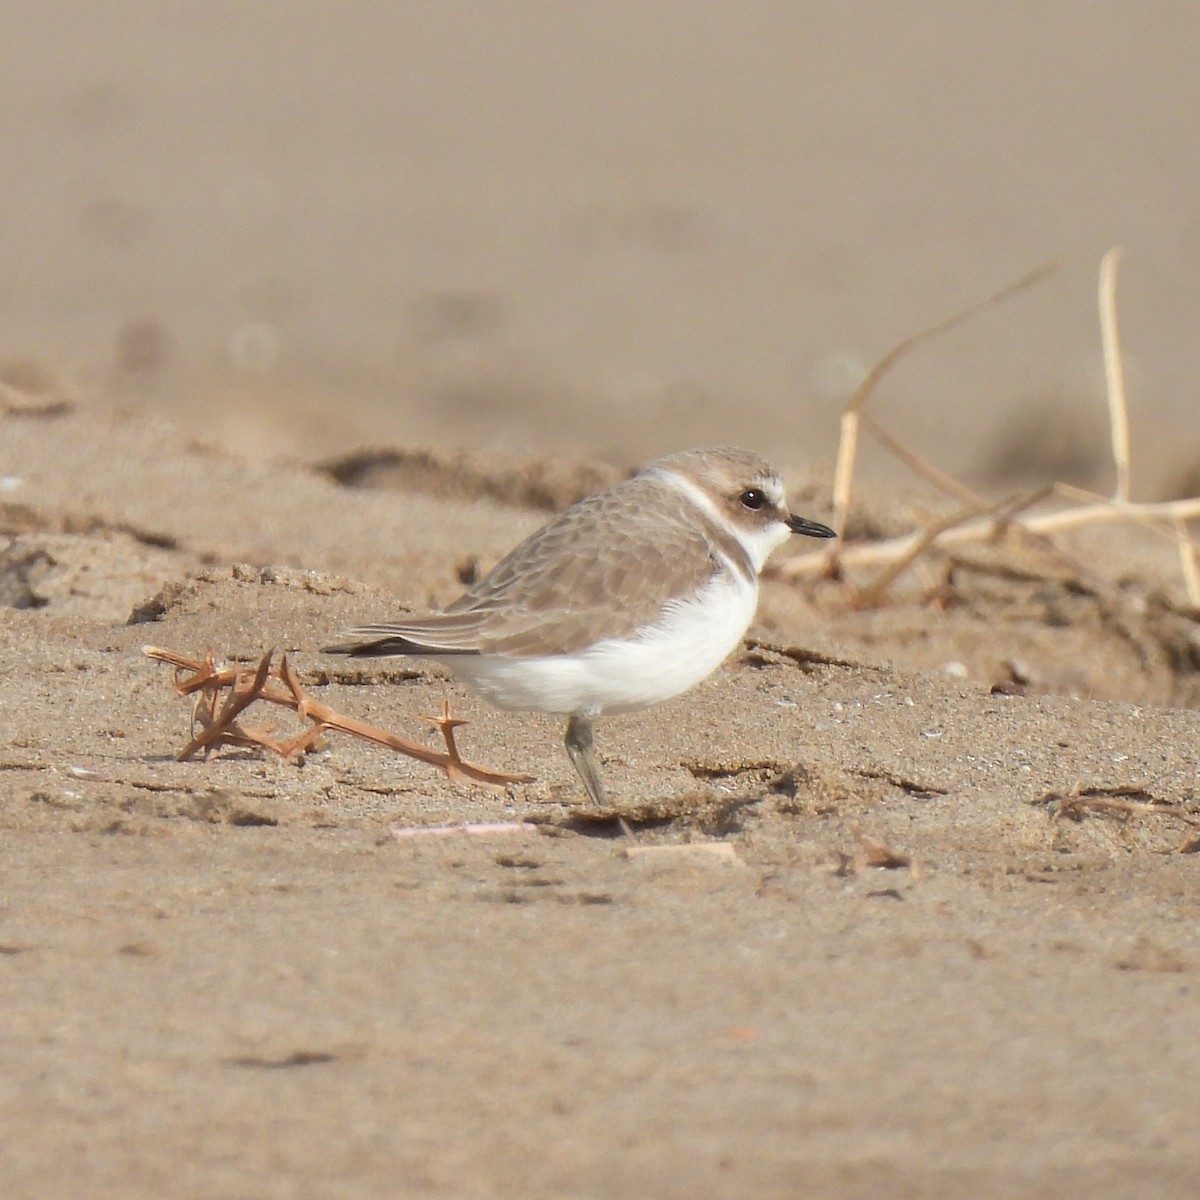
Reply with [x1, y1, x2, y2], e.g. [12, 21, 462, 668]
[324, 447, 835, 804]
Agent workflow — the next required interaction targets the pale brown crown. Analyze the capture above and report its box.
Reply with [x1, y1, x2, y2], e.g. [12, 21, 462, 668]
[645, 445, 788, 517]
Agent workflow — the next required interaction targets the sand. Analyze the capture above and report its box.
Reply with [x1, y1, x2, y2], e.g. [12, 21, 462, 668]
[4, 5, 1200, 1197]
[3, 403, 1200, 1199]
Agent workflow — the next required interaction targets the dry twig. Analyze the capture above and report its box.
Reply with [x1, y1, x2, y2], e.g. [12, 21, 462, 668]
[1099, 247, 1132, 503]
[775, 251, 1200, 605]
[1038, 785, 1200, 850]
[142, 645, 532, 789]
[826, 261, 1056, 549]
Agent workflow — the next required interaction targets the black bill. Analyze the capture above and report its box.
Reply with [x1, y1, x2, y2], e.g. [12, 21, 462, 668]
[787, 513, 837, 539]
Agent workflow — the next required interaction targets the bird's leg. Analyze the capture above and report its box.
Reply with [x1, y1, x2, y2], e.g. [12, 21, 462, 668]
[564, 711, 608, 806]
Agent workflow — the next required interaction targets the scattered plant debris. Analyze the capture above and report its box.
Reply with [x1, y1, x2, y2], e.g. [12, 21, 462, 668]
[773, 251, 1200, 610]
[142, 645, 532, 789]
[1032, 784, 1200, 851]
[855, 830, 911, 869]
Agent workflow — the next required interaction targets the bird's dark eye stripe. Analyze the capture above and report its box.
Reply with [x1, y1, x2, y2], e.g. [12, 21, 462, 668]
[740, 488, 767, 510]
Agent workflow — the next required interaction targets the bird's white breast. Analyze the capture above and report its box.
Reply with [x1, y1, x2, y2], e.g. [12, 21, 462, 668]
[440, 568, 759, 716]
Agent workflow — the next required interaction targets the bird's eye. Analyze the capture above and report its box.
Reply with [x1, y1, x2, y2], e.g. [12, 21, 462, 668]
[740, 488, 767, 510]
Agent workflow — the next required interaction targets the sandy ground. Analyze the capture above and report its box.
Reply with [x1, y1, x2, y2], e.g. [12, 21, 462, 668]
[5, 5, 1200, 1197]
[3, 404, 1200, 1200]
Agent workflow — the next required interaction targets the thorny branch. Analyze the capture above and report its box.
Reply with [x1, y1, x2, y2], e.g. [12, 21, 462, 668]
[142, 645, 533, 790]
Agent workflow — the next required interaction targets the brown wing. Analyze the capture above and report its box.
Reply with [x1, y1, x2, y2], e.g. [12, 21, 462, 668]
[329, 477, 722, 658]
[445, 478, 722, 654]
[322, 610, 495, 656]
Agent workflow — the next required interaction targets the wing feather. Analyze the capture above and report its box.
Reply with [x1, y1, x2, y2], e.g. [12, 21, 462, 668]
[326, 475, 726, 658]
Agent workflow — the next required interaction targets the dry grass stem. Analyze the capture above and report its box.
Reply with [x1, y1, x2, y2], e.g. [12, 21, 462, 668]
[859, 414, 988, 509]
[778, 493, 1200, 582]
[1099, 247, 1132, 502]
[142, 645, 533, 789]
[777, 251, 1200, 604]
[828, 261, 1057, 550]
[850, 500, 997, 609]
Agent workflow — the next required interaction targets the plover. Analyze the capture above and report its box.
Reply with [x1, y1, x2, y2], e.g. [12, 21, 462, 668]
[324, 447, 835, 804]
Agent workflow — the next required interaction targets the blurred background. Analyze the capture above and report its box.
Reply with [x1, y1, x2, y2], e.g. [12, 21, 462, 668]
[3, 1, 1198, 495]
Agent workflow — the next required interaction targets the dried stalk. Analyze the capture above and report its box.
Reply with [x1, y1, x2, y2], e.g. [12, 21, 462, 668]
[778, 251, 1200, 604]
[827, 262, 1057, 552]
[1044, 788, 1199, 836]
[859, 413, 988, 510]
[1099, 247, 1132, 503]
[777, 492, 1200, 580]
[143, 645, 532, 789]
[850, 501, 994, 609]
